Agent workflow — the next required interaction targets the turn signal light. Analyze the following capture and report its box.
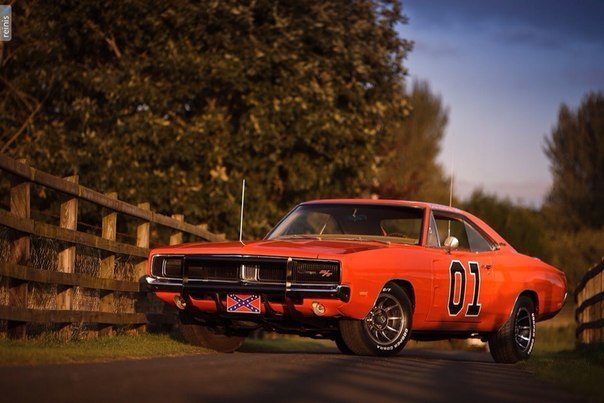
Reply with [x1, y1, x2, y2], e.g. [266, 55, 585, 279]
[311, 301, 326, 316]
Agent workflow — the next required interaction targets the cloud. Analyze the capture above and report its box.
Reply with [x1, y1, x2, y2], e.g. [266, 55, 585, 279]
[561, 66, 604, 88]
[404, 0, 604, 48]
[411, 39, 461, 59]
[493, 26, 565, 50]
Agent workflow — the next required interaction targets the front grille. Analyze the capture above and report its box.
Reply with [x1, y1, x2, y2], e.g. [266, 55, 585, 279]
[184, 256, 288, 283]
[293, 260, 340, 284]
[152, 255, 339, 285]
[187, 260, 239, 281]
[257, 263, 286, 282]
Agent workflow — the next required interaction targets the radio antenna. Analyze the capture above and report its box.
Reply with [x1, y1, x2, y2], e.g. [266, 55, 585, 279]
[448, 168, 454, 238]
[449, 174, 454, 208]
[239, 179, 246, 245]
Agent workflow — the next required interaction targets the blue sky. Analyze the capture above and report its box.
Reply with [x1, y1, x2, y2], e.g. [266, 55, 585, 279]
[398, 0, 604, 206]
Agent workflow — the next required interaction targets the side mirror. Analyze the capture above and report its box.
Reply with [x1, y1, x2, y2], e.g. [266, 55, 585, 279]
[444, 236, 459, 253]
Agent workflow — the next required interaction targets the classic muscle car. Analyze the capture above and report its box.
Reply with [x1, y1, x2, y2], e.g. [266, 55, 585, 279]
[146, 199, 567, 363]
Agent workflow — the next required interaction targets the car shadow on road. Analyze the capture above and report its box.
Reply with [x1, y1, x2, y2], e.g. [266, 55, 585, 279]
[196, 345, 581, 403]
[239, 338, 494, 364]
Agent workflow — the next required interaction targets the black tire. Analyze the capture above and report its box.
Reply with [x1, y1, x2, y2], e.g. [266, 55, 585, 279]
[334, 334, 354, 355]
[488, 296, 536, 364]
[178, 311, 246, 353]
[339, 283, 412, 356]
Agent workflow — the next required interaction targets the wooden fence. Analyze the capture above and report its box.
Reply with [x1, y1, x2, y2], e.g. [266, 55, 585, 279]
[0, 153, 225, 340]
[575, 258, 604, 344]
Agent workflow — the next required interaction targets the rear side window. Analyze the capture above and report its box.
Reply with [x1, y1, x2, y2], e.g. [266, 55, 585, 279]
[432, 212, 495, 252]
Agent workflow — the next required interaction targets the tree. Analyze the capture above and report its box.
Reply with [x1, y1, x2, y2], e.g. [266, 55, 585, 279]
[461, 190, 549, 260]
[372, 80, 450, 203]
[544, 92, 604, 231]
[0, 1, 412, 238]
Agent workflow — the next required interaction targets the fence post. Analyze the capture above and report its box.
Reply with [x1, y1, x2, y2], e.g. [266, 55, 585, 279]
[134, 202, 151, 334]
[600, 269, 604, 344]
[7, 158, 31, 339]
[99, 192, 117, 337]
[136, 202, 150, 279]
[577, 286, 585, 343]
[56, 175, 78, 339]
[170, 214, 184, 245]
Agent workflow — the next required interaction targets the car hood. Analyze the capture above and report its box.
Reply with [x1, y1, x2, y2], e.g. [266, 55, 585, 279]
[150, 239, 394, 259]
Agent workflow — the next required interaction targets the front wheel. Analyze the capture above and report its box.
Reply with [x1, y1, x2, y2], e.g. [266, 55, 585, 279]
[488, 296, 536, 363]
[178, 311, 246, 353]
[339, 283, 412, 356]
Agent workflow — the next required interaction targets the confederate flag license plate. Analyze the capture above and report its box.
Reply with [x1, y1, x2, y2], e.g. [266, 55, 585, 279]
[226, 294, 261, 314]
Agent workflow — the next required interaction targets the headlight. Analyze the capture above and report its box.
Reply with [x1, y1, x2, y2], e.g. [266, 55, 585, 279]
[151, 255, 183, 278]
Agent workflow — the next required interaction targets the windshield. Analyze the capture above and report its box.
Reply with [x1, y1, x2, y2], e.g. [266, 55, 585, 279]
[267, 203, 424, 245]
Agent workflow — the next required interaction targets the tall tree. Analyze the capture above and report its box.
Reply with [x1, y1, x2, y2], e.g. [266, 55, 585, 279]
[0, 1, 412, 238]
[544, 92, 604, 230]
[462, 190, 549, 259]
[373, 80, 450, 203]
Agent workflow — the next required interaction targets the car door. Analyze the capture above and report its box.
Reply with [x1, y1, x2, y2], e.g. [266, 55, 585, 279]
[425, 210, 498, 326]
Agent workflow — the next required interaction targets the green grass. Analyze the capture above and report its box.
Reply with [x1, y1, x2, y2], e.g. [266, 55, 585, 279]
[533, 324, 576, 354]
[0, 333, 208, 366]
[522, 347, 604, 402]
[520, 322, 604, 402]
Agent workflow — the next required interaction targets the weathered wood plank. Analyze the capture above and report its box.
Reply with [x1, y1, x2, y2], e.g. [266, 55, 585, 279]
[99, 192, 117, 336]
[57, 175, 78, 317]
[0, 261, 143, 293]
[0, 209, 149, 258]
[170, 214, 184, 245]
[0, 305, 149, 325]
[8, 162, 30, 339]
[575, 260, 604, 344]
[0, 153, 224, 241]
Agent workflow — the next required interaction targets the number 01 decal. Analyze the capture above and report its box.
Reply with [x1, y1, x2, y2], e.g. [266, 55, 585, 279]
[448, 260, 481, 317]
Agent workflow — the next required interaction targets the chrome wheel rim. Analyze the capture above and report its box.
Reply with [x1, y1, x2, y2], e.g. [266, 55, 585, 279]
[514, 307, 533, 352]
[364, 294, 405, 346]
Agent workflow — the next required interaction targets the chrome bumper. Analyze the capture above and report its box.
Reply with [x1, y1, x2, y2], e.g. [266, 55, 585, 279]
[145, 276, 351, 302]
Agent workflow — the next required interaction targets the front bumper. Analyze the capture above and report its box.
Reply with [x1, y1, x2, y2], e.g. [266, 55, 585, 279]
[145, 276, 351, 302]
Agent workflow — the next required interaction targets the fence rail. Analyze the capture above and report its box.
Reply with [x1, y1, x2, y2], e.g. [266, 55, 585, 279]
[0, 153, 225, 340]
[575, 259, 604, 344]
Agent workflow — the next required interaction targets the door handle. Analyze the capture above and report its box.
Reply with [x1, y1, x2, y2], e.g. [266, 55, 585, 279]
[481, 263, 492, 270]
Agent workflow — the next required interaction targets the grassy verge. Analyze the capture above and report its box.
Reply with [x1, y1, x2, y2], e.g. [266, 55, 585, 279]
[520, 321, 604, 402]
[0, 333, 208, 366]
[521, 347, 604, 402]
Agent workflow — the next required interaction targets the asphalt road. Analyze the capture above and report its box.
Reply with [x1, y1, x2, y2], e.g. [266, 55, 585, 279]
[0, 346, 582, 403]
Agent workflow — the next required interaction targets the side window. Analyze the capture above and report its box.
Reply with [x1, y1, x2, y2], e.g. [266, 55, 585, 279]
[433, 212, 494, 252]
[426, 214, 440, 247]
[465, 222, 493, 252]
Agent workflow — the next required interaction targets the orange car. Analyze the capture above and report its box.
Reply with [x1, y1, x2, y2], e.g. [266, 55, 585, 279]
[146, 199, 567, 362]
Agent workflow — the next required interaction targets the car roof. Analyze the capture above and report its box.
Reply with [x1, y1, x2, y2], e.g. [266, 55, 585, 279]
[299, 198, 511, 248]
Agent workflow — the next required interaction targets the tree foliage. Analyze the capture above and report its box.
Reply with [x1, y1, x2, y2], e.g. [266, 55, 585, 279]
[544, 91, 604, 231]
[373, 80, 450, 203]
[0, 0, 413, 238]
[542, 92, 604, 287]
[461, 190, 549, 259]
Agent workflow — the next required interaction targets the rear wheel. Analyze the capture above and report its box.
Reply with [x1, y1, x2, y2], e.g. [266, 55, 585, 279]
[488, 296, 536, 363]
[178, 311, 246, 353]
[339, 283, 412, 356]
